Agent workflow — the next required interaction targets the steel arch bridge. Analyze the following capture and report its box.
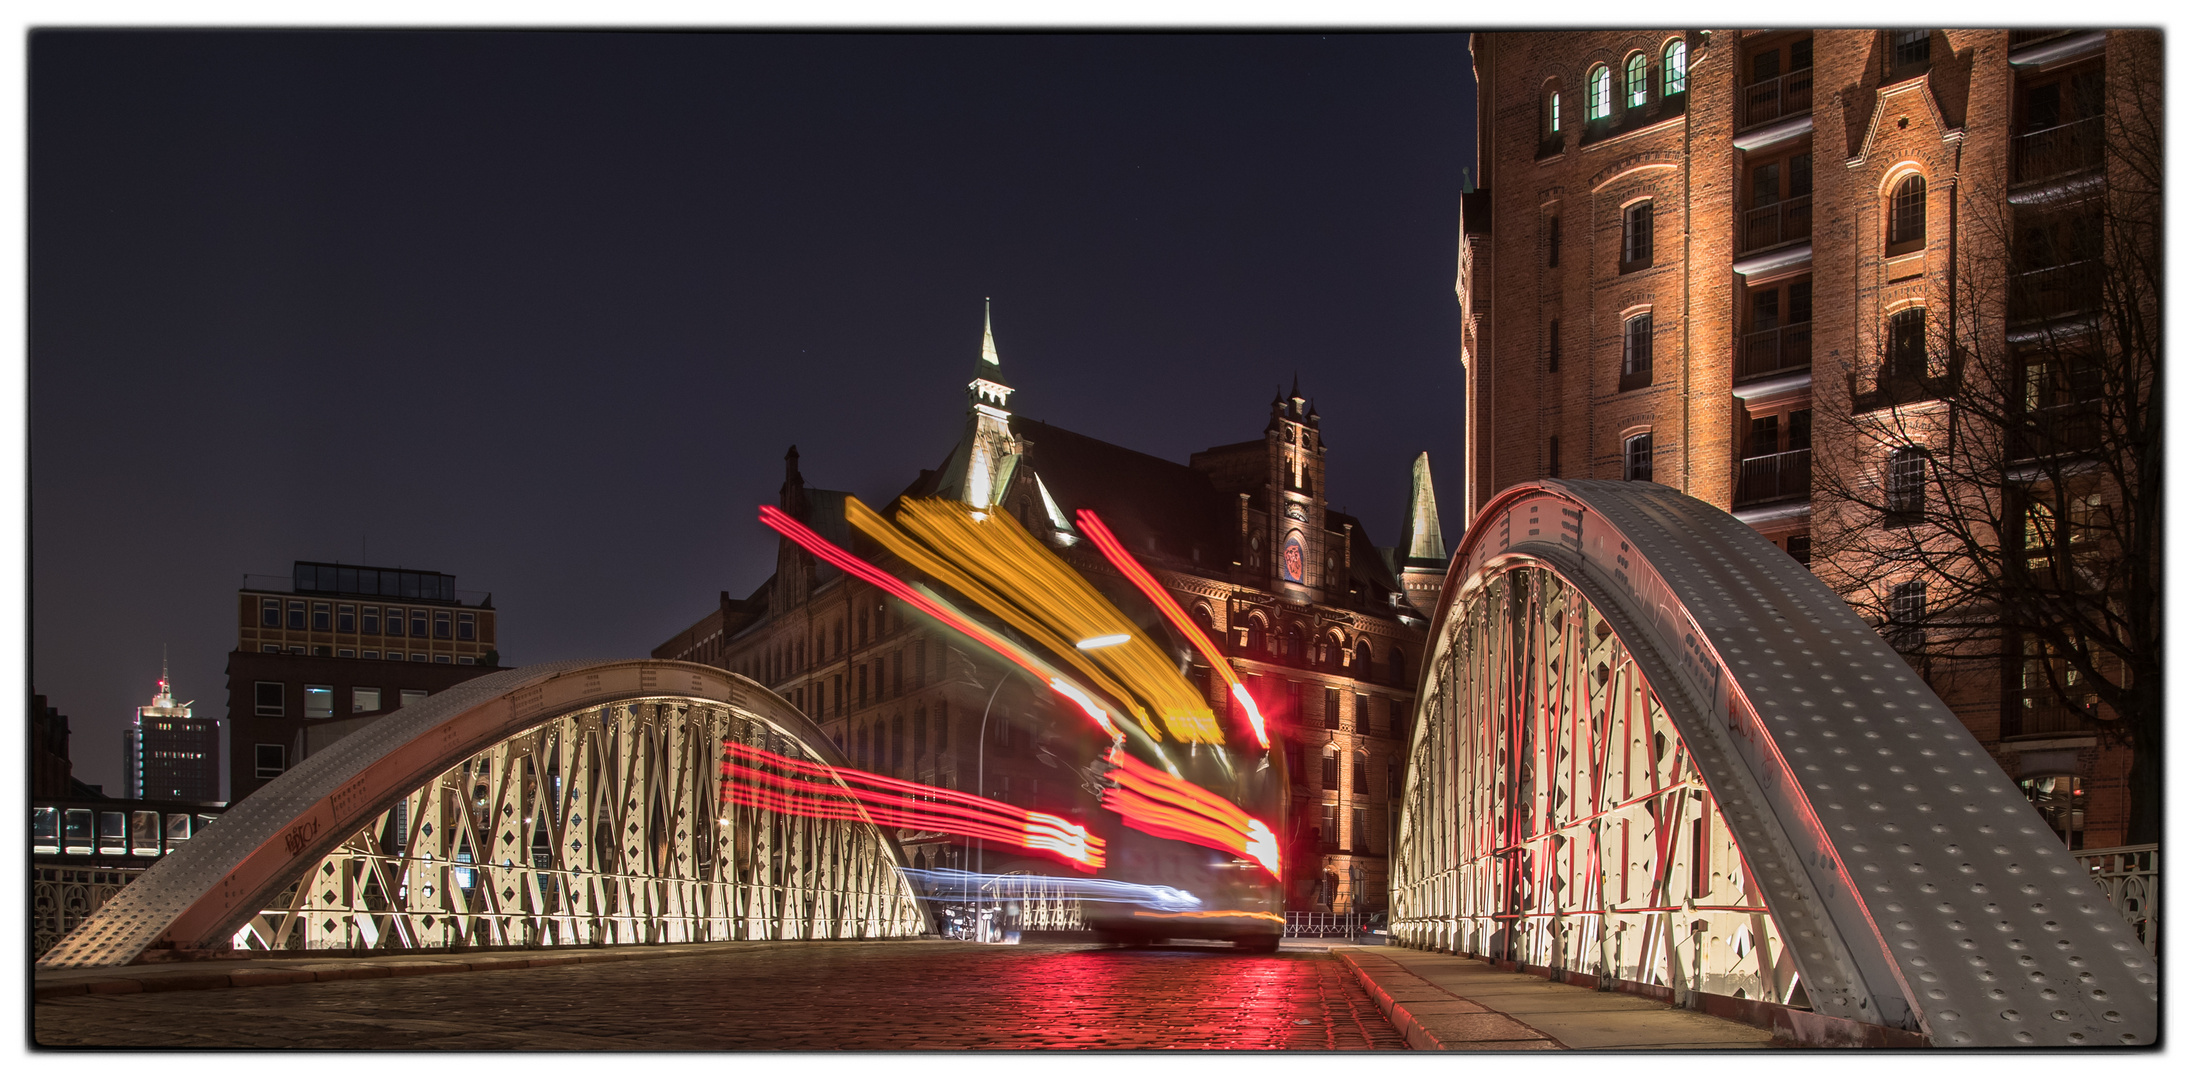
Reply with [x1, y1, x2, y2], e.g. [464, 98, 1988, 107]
[1391, 480, 2156, 1048]
[39, 660, 927, 970]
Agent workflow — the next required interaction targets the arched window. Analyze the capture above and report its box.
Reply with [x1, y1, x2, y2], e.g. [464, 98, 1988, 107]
[1354, 641, 1373, 674]
[1546, 88, 1561, 134]
[1663, 39, 1688, 95]
[1621, 200, 1654, 268]
[1887, 306, 1928, 380]
[1623, 312, 1654, 380]
[1888, 174, 1927, 251]
[1246, 616, 1268, 655]
[1282, 623, 1304, 661]
[1192, 603, 1215, 633]
[1625, 53, 1650, 108]
[1587, 64, 1612, 120]
[1625, 432, 1655, 482]
[1388, 647, 1407, 685]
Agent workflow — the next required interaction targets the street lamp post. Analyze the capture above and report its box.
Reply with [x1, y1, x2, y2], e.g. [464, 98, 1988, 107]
[973, 673, 1006, 941]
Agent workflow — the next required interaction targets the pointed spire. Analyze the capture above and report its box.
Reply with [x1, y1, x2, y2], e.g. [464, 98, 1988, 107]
[980, 297, 999, 367]
[1403, 451, 1447, 563]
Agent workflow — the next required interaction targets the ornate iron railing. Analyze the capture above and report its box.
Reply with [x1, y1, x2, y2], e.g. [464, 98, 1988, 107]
[2077, 844, 2157, 955]
[32, 866, 146, 959]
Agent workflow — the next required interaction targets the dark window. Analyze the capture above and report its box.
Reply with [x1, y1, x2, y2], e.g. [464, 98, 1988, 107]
[833, 674, 844, 717]
[1888, 307, 1928, 380]
[1546, 216, 1561, 267]
[311, 602, 330, 631]
[1888, 580, 1928, 649]
[254, 681, 285, 717]
[913, 638, 927, 689]
[1388, 647, 1406, 685]
[892, 651, 904, 696]
[858, 609, 869, 645]
[1888, 30, 1931, 76]
[1352, 806, 1371, 853]
[935, 703, 949, 751]
[1788, 409, 1813, 451]
[1322, 750, 1340, 790]
[1389, 699, 1406, 739]
[1323, 688, 1340, 730]
[434, 611, 451, 639]
[858, 665, 868, 707]
[891, 715, 905, 771]
[457, 613, 475, 641]
[410, 610, 428, 637]
[288, 601, 305, 630]
[914, 706, 928, 758]
[1355, 693, 1369, 732]
[1888, 447, 1928, 518]
[1626, 432, 1655, 482]
[384, 607, 403, 637]
[261, 598, 280, 627]
[1622, 313, 1654, 384]
[1547, 318, 1561, 371]
[1622, 201, 1653, 268]
[1321, 804, 1339, 846]
[1352, 755, 1369, 796]
[1749, 415, 1780, 457]
[1787, 534, 1813, 566]
[255, 744, 286, 779]
[337, 605, 355, 633]
[1888, 175, 1927, 251]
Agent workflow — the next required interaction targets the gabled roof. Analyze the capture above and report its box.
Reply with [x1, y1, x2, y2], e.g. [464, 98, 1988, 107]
[1011, 418, 1237, 566]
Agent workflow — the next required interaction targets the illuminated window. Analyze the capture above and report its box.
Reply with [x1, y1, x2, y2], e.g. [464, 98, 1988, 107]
[1587, 64, 1611, 120]
[1663, 39, 1687, 95]
[1547, 88, 1561, 133]
[401, 689, 428, 707]
[353, 687, 382, 713]
[304, 684, 333, 719]
[1625, 53, 1649, 108]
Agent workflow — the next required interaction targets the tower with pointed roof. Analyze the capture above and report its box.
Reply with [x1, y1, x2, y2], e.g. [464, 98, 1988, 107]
[1394, 452, 1448, 614]
[936, 301, 1024, 511]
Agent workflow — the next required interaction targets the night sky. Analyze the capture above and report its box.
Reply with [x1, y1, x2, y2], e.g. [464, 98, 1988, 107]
[29, 30, 1476, 798]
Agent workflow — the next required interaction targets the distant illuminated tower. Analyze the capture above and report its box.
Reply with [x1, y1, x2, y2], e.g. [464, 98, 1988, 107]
[936, 300, 1023, 510]
[1394, 451, 1448, 614]
[126, 654, 220, 803]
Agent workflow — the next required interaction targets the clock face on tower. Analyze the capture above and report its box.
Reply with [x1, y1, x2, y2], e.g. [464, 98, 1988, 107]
[1282, 531, 1306, 584]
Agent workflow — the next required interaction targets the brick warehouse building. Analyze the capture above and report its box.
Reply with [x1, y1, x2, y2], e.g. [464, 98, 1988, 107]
[657, 313, 1442, 915]
[1460, 29, 2159, 848]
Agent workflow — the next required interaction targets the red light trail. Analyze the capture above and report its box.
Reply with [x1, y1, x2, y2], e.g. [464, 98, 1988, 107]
[720, 741, 1104, 871]
[1099, 749, 1280, 878]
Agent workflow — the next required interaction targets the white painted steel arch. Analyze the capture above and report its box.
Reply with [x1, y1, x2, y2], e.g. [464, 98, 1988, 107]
[38, 660, 928, 969]
[1392, 480, 2155, 1047]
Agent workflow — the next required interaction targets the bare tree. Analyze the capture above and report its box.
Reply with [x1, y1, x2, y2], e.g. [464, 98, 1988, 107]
[1812, 36, 2161, 844]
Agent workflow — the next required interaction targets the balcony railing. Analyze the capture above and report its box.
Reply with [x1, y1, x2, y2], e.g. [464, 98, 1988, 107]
[2014, 115, 2105, 185]
[1740, 194, 1812, 253]
[1735, 447, 1811, 507]
[2012, 402, 2105, 461]
[1738, 320, 1813, 380]
[1740, 67, 1813, 130]
[2012, 702, 2096, 738]
[2011, 259, 2103, 323]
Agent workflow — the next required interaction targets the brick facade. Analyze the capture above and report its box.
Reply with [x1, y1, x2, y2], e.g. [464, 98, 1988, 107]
[1463, 30, 2156, 849]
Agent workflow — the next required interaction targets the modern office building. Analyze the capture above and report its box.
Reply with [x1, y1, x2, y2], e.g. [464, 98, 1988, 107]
[1460, 28, 2159, 848]
[125, 662, 219, 802]
[226, 561, 505, 802]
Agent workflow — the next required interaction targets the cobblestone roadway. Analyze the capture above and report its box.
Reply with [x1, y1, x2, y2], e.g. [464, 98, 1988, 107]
[36, 941, 1408, 1051]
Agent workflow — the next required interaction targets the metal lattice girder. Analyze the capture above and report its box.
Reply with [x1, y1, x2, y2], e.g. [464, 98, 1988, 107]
[38, 660, 928, 969]
[1392, 481, 2156, 1047]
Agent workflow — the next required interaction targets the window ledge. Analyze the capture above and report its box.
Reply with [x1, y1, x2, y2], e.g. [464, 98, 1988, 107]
[1617, 369, 1653, 393]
